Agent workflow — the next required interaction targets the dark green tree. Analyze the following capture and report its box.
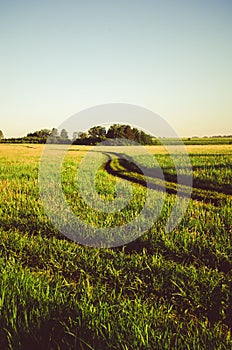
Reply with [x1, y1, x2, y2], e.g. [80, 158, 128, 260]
[79, 132, 88, 139]
[26, 129, 51, 143]
[106, 124, 154, 145]
[106, 124, 123, 139]
[88, 126, 106, 139]
[0, 130, 4, 142]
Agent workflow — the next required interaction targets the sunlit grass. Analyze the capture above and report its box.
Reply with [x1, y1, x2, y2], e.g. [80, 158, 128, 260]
[0, 144, 231, 349]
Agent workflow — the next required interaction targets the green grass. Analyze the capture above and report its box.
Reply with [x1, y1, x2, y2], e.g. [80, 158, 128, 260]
[0, 144, 231, 349]
[157, 137, 232, 145]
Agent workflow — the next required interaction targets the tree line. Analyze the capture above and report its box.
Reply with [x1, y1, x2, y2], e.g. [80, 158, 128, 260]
[0, 125, 155, 145]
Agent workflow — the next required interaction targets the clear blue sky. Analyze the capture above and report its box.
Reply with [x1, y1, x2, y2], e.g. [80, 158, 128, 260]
[0, 0, 231, 138]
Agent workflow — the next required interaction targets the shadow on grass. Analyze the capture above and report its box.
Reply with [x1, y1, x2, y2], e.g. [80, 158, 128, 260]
[103, 152, 231, 206]
[119, 236, 232, 274]
[0, 314, 109, 350]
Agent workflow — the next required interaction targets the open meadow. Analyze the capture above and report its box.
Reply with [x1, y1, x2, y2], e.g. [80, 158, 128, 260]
[0, 143, 231, 349]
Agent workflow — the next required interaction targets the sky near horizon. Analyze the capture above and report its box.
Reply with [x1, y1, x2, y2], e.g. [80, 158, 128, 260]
[0, 0, 231, 138]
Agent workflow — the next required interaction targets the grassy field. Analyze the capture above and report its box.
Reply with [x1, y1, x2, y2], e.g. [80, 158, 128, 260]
[0, 143, 231, 349]
[156, 137, 232, 145]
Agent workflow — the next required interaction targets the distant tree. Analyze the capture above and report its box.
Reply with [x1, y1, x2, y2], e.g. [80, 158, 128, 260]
[60, 129, 69, 140]
[132, 127, 140, 141]
[106, 124, 154, 145]
[40, 129, 51, 138]
[72, 131, 79, 141]
[79, 132, 88, 139]
[59, 129, 70, 143]
[0, 130, 4, 142]
[73, 131, 90, 145]
[26, 129, 51, 143]
[71, 124, 154, 146]
[138, 130, 153, 145]
[49, 128, 59, 143]
[88, 126, 106, 139]
[51, 128, 58, 137]
[106, 124, 123, 139]
[27, 129, 50, 138]
[122, 125, 135, 140]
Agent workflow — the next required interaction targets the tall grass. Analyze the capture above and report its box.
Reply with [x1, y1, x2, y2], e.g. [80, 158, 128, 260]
[0, 144, 231, 349]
